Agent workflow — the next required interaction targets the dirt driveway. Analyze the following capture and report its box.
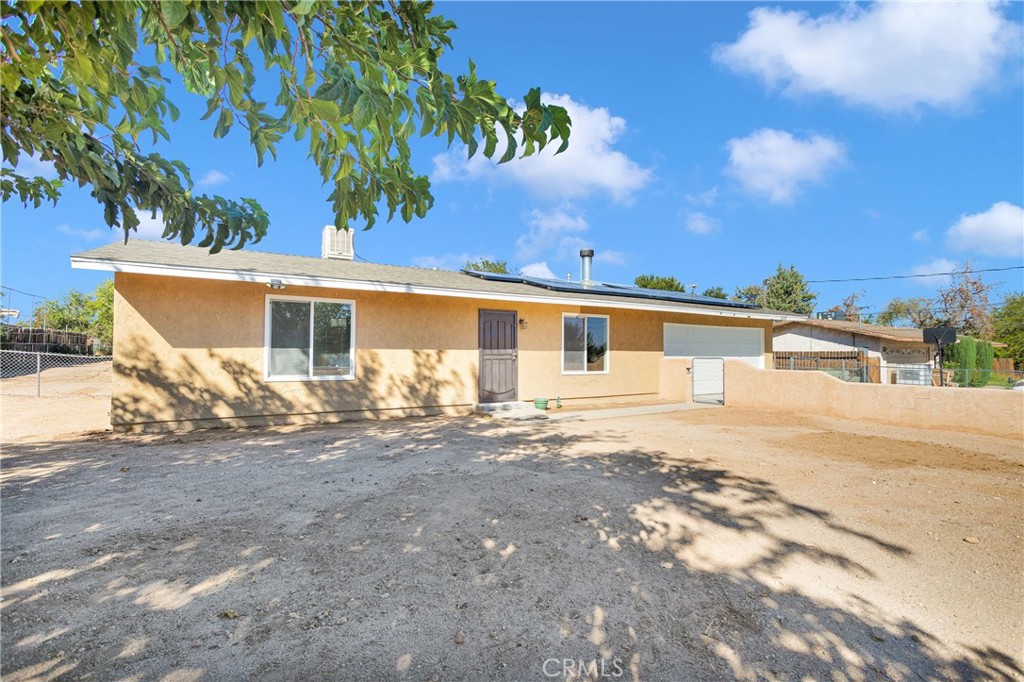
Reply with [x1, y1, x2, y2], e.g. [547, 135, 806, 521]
[2, 408, 1022, 681]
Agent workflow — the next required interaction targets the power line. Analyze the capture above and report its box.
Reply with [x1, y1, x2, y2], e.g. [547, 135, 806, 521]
[807, 265, 1023, 284]
[0, 284, 48, 299]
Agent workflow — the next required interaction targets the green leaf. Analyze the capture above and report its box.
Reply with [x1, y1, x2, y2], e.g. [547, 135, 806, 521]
[213, 108, 233, 138]
[306, 99, 341, 124]
[352, 94, 374, 129]
[290, 0, 316, 17]
[160, 0, 189, 29]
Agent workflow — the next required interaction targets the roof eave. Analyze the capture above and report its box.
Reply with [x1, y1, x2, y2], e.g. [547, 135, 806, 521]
[71, 255, 805, 322]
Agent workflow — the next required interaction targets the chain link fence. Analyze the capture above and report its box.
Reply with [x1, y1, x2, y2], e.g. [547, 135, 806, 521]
[774, 359, 1024, 389]
[0, 350, 112, 397]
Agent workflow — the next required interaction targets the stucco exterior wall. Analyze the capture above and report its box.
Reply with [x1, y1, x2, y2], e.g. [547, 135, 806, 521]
[773, 328, 881, 355]
[658, 358, 693, 402]
[724, 360, 1024, 439]
[112, 273, 773, 430]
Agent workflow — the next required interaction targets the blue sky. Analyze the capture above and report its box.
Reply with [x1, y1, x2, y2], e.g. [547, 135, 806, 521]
[2, 1, 1023, 321]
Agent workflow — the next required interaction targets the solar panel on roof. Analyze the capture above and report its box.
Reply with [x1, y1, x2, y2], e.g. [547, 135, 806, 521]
[461, 269, 759, 309]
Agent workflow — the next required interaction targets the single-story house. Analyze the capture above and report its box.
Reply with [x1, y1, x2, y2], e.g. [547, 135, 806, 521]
[72, 229, 803, 431]
[773, 319, 938, 385]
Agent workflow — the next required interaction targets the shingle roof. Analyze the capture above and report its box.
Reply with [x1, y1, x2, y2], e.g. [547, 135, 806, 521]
[72, 241, 801, 320]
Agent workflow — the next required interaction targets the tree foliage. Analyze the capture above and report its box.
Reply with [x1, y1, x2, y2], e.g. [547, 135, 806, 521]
[762, 264, 816, 315]
[634, 274, 685, 291]
[464, 258, 509, 274]
[936, 263, 994, 339]
[877, 297, 938, 328]
[32, 278, 113, 348]
[701, 286, 728, 300]
[1, 1, 571, 253]
[732, 284, 763, 305]
[837, 290, 865, 321]
[993, 292, 1024, 369]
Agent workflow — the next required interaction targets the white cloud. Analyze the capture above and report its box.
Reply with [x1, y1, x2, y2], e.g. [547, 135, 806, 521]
[119, 211, 168, 241]
[685, 187, 719, 208]
[197, 169, 230, 187]
[57, 224, 106, 242]
[412, 252, 493, 271]
[520, 262, 557, 279]
[724, 128, 846, 204]
[912, 229, 929, 243]
[594, 250, 626, 266]
[432, 93, 652, 203]
[685, 211, 720, 235]
[945, 201, 1024, 258]
[15, 153, 58, 180]
[714, 2, 1021, 112]
[515, 207, 590, 261]
[910, 258, 959, 286]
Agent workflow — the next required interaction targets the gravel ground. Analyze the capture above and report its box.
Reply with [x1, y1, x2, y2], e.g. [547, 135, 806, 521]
[1, 408, 1022, 681]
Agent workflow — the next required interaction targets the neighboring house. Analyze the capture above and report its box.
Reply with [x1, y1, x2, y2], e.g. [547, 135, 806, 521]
[773, 319, 936, 385]
[72, 229, 802, 431]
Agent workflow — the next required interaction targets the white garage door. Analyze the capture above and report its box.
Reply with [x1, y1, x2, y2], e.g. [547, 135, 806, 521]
[663, 323, 765, 368]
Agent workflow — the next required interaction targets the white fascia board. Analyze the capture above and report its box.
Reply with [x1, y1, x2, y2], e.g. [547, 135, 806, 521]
[71, 256, 805, 322]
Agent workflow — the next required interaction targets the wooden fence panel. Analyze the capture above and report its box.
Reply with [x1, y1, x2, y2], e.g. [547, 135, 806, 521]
[867, 357, 881, 383]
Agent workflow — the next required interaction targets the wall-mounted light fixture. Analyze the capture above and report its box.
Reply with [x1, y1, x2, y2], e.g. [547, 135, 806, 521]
[266, 279, 286, 290]
[519, 319, 528, 330]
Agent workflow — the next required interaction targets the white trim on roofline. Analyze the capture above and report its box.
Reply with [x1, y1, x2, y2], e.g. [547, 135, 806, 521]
[70, 256, 805, 322]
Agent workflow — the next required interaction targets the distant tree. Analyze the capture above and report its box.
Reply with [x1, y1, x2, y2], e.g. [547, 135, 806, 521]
[35, 290, 93, 332]
[877, 297, 938, 328]
[1, 2, 571, 253]
[701, 286, 728, 299]
[635, 274, 685, 291]
[993, 292, 1024, 369]
[936, 262, 994, 338]
[732, 284, 764, 305]
[90, 279, 114, 349]
[763, 264, 816, 315]
[32, 279, 113, 348]
[464, 258, 510, 274]
[840, 290, 865, 321]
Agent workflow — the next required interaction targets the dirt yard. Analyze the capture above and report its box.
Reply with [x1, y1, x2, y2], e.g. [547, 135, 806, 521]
[1, 408, 1021, 681]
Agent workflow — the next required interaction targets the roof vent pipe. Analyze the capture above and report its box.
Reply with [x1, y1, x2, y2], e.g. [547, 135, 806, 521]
[580, 249, 594, 284]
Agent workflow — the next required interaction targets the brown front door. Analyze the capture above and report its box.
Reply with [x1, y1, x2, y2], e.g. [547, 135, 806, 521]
[479, 310, 518, 403]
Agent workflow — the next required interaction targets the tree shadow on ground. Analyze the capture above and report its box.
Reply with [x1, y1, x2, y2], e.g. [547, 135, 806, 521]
[1, 416, 1020, 681]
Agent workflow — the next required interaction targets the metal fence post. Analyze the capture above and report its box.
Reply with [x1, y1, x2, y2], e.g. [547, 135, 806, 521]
[35, 352, 41, 397]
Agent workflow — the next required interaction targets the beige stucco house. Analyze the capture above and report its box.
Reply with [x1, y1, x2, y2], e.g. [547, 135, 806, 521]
[72, 234, 802, 431]
[773, 319, 937, 385]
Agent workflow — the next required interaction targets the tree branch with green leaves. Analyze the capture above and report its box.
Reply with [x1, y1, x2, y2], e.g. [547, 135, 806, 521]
[1, 1, 571, 253]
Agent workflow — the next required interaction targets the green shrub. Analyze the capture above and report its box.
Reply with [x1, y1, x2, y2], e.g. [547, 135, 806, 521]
[945, 337, 977, 387]
[972, 340, 994, 387]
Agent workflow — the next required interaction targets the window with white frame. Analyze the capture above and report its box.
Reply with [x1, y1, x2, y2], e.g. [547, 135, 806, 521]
[266, 296, 354, 380]
[562, 314, 609, 374]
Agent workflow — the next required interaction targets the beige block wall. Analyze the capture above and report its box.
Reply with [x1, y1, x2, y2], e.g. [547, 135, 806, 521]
[724, 360, 1024, 439]
[112, 273, 772, 430]
[659, 358, 693, 402]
